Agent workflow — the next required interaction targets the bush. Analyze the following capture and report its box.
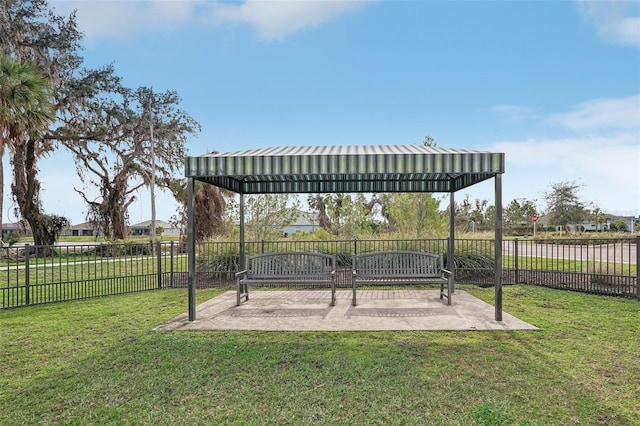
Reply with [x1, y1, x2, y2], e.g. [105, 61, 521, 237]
[196, 247, 240, 279]
[92, 242, 152, 257]
[446, 247, 495, 280]
[610, 219, 628, 232]
[93, 243, 120, 257]
[3, 231, 20, 246]
[123, 242, 152, 256]
[315, 247, 352, 267]
[334, 251, 352, 267]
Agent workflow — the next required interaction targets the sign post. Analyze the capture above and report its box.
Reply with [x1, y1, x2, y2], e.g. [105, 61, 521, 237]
[532, 214, 538, 238]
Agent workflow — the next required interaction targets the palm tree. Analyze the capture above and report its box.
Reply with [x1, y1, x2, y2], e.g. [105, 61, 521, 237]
[0, 53, 53, 240]
[165, 178, 230, 242]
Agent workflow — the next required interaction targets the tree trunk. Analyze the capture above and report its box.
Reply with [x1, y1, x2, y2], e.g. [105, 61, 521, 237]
[110, 206, 129, 240]
[0, 144, 4, 242]
[105, 177, 130, 240]
[11, 139, 55, 255]
[149, 119, 156, 252]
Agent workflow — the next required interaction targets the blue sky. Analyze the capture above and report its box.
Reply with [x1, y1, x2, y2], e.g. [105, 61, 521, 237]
[9, 0, 638, 225]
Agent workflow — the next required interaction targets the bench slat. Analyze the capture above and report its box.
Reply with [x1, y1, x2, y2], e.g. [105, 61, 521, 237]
[352, 251, 451, 306]
[237, 252, 336, 306]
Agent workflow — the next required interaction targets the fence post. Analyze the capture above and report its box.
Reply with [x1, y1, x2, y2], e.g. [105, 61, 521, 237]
[514, 238, 519, 284]
[636, 236, 639, 301]
[261, 240, 265, 254]
[24, 244, 30, 306]
[353, 238, 358, 256]
[156, 241, 162, 289]
[169, 241, 174, 288]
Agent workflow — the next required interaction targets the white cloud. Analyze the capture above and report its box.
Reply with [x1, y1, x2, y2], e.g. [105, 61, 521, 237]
[491, 132, 639, 184]
[50, 0, 373, 43]
[485, 133, 639, 215]
[548, 94, 640, 131]
[208, 0, 371, 41]
[50, 1, 198, 44]
[481, 93, 640, 215]
[576, 0, 640, 47]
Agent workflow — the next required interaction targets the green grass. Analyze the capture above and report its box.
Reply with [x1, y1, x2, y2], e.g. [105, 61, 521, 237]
[1, 256, 169, 307]
[17, 235, 182, 244]
[0, 256, 163, 287]
[502, 255, 637, 276]
[1, 286, 639, 425]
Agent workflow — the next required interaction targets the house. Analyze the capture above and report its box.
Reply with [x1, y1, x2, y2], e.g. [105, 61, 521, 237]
[282, 211, 319, 236]
[1, 222, 30, 239]
[129, 220, 180, 236]
[554, 222, 607, 233]
[65, 222, 101, 237]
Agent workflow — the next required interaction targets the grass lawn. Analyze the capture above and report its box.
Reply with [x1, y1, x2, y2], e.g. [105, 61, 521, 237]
[1, 285, 638, 425]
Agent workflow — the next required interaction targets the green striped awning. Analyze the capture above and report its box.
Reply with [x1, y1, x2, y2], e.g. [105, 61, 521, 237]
[185, 145, 504, 194]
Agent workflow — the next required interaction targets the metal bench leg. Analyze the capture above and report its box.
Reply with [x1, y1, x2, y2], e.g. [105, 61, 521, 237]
[440, 281, 452, 305]
[237, 281, 249, 306]
[330, 280, 336, 307]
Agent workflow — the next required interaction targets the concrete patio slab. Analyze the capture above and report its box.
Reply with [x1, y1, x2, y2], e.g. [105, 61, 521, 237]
[154, 289, 538, 332]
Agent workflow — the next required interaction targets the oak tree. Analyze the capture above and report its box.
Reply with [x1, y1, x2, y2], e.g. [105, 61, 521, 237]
[0, 0, 80, 249]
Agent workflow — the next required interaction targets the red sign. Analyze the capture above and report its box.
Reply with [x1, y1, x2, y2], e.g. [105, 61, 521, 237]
[532, 215, 538, 223]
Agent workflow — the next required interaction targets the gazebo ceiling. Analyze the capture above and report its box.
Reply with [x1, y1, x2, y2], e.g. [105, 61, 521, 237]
[185, 145, 505, 194]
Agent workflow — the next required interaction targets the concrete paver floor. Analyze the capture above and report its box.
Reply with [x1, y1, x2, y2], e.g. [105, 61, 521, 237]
[154, 289, 538, 332]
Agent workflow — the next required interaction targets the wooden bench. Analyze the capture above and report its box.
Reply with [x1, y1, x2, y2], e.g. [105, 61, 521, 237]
[352, 251, 452, 306]
[236, 252, 337, 306]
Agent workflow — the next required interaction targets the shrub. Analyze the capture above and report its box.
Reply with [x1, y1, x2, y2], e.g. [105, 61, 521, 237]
[334, 251, 352, 267]
[3, 231, 20, 246]
[316, 247, 352, 267]
[196, 246, 240, 279]
[123, 242, 151, 256]
[93, 243, 120, 257]
[91, 242, 152, 257]
[446, 246, 495, 280]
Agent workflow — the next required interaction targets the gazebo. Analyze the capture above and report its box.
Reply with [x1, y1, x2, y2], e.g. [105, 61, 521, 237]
[184, 145, 505, 321]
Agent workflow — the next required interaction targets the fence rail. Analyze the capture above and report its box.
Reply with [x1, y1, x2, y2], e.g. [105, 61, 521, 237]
[1, 237, 638, 309]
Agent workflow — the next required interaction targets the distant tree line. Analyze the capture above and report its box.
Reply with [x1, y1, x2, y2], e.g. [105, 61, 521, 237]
[182, 178, 624, 241]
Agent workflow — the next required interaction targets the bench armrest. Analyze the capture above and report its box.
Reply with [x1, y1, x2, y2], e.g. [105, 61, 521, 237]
[235, 269, 248, 277]
[441, 268, 452, 276]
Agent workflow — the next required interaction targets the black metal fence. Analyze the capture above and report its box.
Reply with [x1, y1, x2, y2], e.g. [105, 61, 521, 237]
[1, 237, 638, 309]
[505, 237, 638, 298]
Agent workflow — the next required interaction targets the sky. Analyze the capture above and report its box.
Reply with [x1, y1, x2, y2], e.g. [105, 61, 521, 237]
[6, 0, 639, 225]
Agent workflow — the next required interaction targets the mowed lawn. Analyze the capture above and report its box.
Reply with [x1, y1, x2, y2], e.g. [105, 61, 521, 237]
[1, 285, 638, 425]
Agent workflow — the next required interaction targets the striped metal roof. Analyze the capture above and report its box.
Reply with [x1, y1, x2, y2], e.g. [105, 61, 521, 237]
[185, 145, 504, 194]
